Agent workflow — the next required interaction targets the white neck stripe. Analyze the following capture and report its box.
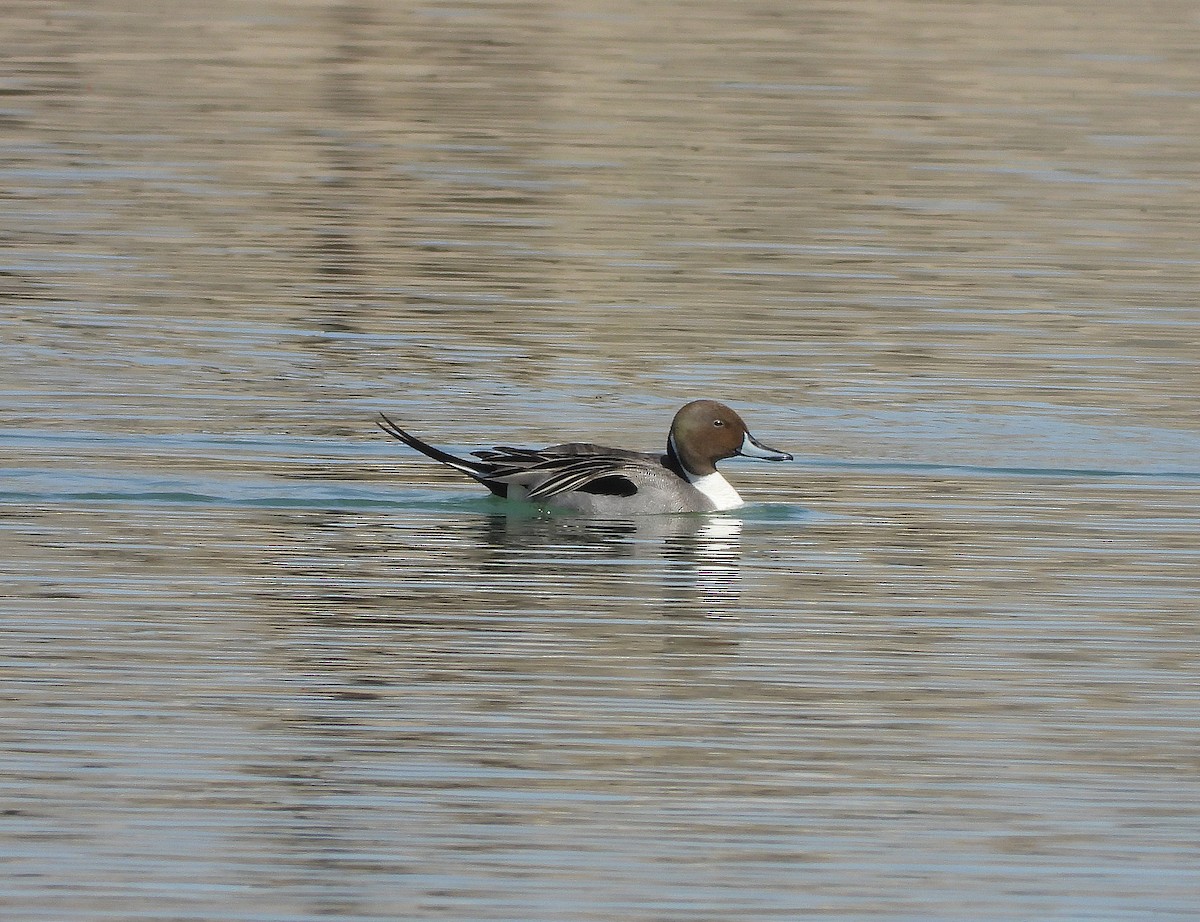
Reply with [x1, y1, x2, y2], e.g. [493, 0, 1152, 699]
[668, 433, 680, 464]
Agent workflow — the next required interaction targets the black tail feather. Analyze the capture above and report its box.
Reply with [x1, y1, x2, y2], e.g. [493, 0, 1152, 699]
[376, 413, 492, 480]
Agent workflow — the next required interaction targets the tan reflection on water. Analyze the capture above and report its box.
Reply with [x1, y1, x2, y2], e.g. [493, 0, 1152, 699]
[6, 0, 1200, 444]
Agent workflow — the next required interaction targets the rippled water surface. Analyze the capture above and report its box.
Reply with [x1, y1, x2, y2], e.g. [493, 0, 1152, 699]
[4, 1, 1200, 919]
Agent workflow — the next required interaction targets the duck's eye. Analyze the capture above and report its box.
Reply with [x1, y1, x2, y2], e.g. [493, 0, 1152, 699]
[713, 419, 725, 427]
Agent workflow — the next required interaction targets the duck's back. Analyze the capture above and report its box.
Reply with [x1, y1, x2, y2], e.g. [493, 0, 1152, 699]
[542, 442, 663, 464]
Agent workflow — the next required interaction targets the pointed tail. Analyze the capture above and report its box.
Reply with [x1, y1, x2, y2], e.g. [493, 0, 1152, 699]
[376, 413, 491, 480]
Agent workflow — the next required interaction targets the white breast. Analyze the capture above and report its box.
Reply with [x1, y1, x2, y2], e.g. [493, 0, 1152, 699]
[688, 471, 745, 511]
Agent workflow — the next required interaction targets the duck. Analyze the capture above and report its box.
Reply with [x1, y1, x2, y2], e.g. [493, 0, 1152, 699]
[376, 399, 791, 515]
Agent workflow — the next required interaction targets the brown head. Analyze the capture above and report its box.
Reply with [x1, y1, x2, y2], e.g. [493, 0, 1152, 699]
[667, 399, 792, 478]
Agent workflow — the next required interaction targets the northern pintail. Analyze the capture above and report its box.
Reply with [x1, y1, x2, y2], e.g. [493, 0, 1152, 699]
[376, 399, 791, 515]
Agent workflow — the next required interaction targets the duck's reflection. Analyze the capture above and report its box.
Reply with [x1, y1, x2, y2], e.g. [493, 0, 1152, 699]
[477, 510, 744, 620]
[661, 514, 743, 617]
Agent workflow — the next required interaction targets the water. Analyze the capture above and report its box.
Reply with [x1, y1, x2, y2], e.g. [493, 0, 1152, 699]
[3, 1, 1200, 919]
